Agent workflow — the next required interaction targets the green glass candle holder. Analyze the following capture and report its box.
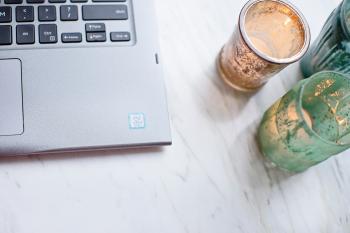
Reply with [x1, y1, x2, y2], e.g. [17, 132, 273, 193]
[301, 0, 350, 77]
[258, 71, 350, 172]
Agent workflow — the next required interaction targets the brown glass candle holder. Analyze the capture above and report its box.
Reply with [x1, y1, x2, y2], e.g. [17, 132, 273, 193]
[217, 0, 311, 92]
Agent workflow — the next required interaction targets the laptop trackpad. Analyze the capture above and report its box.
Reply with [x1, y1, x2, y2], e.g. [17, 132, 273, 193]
[0, 59, 23, 136]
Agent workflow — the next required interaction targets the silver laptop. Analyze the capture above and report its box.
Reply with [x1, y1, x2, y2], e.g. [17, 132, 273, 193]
[0, 0, 172, 156]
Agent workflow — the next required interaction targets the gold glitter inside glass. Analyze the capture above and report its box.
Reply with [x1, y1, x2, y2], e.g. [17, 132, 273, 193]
[217, 0, 310, 91]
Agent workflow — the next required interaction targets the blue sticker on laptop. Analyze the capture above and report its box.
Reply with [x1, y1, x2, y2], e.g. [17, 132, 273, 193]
[129, 113, 146, 129]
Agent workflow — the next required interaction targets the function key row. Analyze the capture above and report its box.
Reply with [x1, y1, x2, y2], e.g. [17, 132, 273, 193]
[0, 24, 131, 45]
[0, 5, 128, 22]
[4, 0, 126, 3]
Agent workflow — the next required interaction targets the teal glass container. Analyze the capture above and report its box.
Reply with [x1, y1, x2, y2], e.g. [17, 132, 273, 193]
[258, 71, 350, 172]
[301, 0, 350, 77]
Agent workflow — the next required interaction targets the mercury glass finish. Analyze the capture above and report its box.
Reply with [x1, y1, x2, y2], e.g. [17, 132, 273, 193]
[301, 0, 350, 78]
[217, 0, 310, 92]
[258, 71, 350, 172]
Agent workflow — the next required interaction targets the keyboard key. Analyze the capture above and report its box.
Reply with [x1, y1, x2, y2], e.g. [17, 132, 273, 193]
[4, 0, 23, 4]
[92, 0, 125, 2]
[82, 5, 128, 21]
[71, 0, 87, 2]
[38, 6, 56, 21]
[60, 5, 78, 21]
[85, 23, 105, 32]
[62, 32, 82, 43]
[27, 0, 45, 3]
[110, 32, 130, 42]
[0, 25, 12, 45]
[49, 0, 66, 3]
[86, 32, 106, 42]
[16, 24, 35, 44]
[39, 24, 57, 43]
[16, 6, 34, 22]
[0, 7, 12, 23]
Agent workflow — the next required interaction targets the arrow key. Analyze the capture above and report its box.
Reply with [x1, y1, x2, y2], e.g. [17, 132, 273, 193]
[62, 32, 82, 43]
[110, 32, 130, 42]
[85, 23, 105, 32]
[86, 32, 106, 42]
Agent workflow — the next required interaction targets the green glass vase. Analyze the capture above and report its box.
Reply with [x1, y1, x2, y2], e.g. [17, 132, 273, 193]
[301, 0, 350, 77]
[258, 71, 350, 172]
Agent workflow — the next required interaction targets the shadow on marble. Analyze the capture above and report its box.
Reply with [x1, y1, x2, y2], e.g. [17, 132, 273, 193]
[200, 62, 256, 122]
[234, 120, 298, 188]
[280, 63, 304, 91]
[248, 64, 304, 114]
[0, 147, 164, 165]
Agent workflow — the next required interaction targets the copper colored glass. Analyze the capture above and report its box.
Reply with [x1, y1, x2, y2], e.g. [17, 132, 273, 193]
[217, 0, 311, 92]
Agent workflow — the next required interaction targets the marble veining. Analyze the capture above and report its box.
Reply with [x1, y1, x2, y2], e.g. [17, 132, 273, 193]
[0, 0, 349, 233]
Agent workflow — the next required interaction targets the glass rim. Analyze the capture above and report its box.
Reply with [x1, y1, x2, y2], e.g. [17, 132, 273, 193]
[296, 71, 350, 147]
[239, 0, 311, 64]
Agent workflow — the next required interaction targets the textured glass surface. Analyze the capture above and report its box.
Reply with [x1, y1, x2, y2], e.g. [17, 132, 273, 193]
[218, 30, 284, 91]
[301, 0, 350, 77]
[258, 72, 350, 172]
[217, 0, 309, 92]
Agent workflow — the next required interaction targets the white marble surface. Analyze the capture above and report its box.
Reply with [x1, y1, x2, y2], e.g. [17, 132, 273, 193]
[1, 0, 350, 232]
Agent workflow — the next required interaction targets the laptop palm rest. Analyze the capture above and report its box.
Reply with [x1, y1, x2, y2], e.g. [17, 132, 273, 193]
[0, 59, 23, 136]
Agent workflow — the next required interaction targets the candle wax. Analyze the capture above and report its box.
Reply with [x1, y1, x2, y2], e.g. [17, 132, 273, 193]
[244, 1, 305, 59]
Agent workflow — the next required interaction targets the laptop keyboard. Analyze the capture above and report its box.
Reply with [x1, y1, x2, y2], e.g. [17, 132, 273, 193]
[0, 0, 135, 48]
